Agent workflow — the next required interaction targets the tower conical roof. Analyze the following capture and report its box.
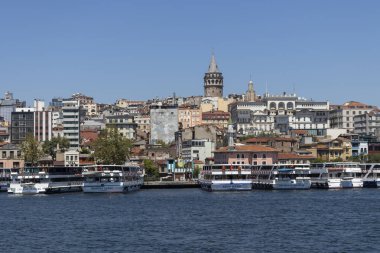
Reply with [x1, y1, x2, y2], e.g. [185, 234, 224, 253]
[208, 54, 220, 73]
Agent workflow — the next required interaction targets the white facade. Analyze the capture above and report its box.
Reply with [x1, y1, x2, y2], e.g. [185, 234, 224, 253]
[230, 93, 330, 136]
[52, 111, 63, 129]
[181, 139, 215, 163]
[62, 100, 80, 149]
[150, 105, 178, 144]
[330, 101, 376, 133]
[354, 112, 380, 135]
[64, 150, 79, 167]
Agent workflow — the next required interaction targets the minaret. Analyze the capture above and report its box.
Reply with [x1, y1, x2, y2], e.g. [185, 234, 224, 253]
[245, 80, 256, 102]
[204, 54, 224, 98]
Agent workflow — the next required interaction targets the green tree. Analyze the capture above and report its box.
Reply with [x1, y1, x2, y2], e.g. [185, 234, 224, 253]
[193, 167, 201, 179]
[42, 136, 70, 160]
[143, 159, 159, 178]
[92, 128, 132, 165]
[367, 154, 380, 163]
[312, 157, 327, 163]
[21, 134, 43, 166]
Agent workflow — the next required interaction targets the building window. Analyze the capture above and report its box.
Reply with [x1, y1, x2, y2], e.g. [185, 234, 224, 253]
[262, 154, 266, 159]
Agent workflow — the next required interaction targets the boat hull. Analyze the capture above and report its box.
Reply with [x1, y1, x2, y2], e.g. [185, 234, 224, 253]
[363, 179, 380, 188]
[200, 180, 252, 191]
[8, 183, 49, 194]
[83, 180, 143, 193]
[341, 178, 363, 188]
[272, 179, 311, 190]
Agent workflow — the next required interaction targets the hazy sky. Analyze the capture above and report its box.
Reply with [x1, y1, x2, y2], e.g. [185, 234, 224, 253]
[1, 0, 379, 106]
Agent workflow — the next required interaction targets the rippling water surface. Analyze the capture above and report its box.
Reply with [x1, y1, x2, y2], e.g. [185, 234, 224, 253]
[1, 189, 380, 252]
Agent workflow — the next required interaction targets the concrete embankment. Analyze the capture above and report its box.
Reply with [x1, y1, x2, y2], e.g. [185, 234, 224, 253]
[142, 181, 200, 189]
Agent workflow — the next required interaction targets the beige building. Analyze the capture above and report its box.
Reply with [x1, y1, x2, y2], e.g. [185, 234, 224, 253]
[217, 97, 235, 112]
[0, 143, 24, 168]
[134, 115, 151, 134]
[202, 110, 230, 128]
[178, 106, 201, 129]
[311, 137, 352, 161]
[82, 103, 98, 117]
[115, 99, 145, 108]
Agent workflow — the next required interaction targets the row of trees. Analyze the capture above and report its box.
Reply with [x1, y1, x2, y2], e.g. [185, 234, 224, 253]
[20, 128, 133, 166]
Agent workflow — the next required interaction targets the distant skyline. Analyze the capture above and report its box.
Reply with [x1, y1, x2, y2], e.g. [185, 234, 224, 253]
[1, 0, 379, 106]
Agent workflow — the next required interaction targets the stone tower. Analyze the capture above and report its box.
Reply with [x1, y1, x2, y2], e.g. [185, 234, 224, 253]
[245, 80, 256, 102]
[204, 54, 223, 97]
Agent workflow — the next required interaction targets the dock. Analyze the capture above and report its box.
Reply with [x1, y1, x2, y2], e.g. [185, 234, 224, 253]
[142, 181, 200, 189]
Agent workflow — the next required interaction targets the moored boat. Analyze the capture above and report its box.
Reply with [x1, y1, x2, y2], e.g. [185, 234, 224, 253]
[199, 164, 252, 191]
[310, 162, 363, 189]
[252, 164, 311, 190]
[8, 166, 83, 194]
[0, 168, 19, 192]
[361, 163, 380, 188]
[8, 167, 49, 194]
[82, 165, 144, 193]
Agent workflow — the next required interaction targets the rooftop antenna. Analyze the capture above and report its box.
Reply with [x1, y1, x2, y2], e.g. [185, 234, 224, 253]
[265, 80, 268, 96]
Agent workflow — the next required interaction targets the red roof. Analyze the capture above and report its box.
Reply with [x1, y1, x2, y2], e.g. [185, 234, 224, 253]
[278, 153, 315, 160]
[80, 130, 99, 145]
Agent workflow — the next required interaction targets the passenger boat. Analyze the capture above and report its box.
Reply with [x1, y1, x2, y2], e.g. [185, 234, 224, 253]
[0, 168, 19, 192]
[252, 164, 311, 190]
[82, 165, 144, 193]
[199, 164, 252, 191]
[310, 162, 363, 189]
[8, 166, 83, 194]
[8, 167, 49, 194]
[361, 163, 380, 188]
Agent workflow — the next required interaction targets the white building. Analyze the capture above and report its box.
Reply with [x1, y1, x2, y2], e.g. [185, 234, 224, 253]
[230, 93, 330, 136]
[353, 110, 380, 135]
[62, 100, 80, 149]
[181, 139, 215, 163]
[330, 101, 377, 133]
[64, 150, 79, 167]
[150, 105, 178, 144]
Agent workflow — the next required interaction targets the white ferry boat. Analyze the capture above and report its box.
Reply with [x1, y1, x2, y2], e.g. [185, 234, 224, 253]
[8, 166, 83, 194]
[252, 164, 311, 190]
[199, 164, 252, 191]
[361, 163, 380, 188]
[310, 162, 363, 189]
[0, 168, 19, 192]
[82, 165, 144, 193]
[8, 167, 49, 194]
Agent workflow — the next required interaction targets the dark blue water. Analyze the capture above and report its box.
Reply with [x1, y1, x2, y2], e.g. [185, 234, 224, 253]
[1, 189, 379, 253]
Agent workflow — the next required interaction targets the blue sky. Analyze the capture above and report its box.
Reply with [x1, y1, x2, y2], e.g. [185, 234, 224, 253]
[0, 0, 379, 106]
